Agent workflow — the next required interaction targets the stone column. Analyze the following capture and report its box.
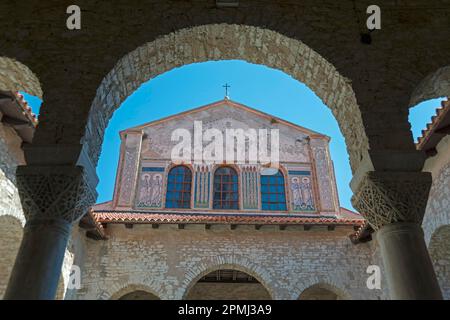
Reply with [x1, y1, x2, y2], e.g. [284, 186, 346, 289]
[352, 171, 443, 300]
[4, 165, 95, 300]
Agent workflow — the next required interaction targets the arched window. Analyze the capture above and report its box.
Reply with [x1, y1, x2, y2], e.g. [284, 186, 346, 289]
[260, 170, 287, 211]
[213, 167, 239, 210]
[165, 165, 192, 208]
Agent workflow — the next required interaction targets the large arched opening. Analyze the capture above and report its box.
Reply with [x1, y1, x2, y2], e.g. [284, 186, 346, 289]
[85, 24, 368, 175]
[85, 24, 372, 303]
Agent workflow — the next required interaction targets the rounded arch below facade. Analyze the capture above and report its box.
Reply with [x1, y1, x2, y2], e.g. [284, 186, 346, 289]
[297, 282, 351, 300]
[109, 283, 162, 300]
[180, 256, 276, 300]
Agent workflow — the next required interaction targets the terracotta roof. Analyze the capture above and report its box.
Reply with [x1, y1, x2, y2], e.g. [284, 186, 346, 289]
[79, 210, 107, 240]
[83, 204, 366, 240]
[0, 90, 38, 143]
[92, 211, 365, 225]
[416, 98, 450, 155]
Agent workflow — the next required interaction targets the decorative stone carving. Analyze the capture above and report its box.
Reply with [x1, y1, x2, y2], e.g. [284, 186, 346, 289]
[16, 165, 97, 223]
[0, 57, 43, 99]
[351, 171, 432, 231]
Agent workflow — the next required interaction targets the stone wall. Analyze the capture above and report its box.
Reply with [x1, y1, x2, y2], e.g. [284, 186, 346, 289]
[0, 112, 25, 231]
[0, 57, 42, 99]
[72, 224, 386, 300]
[0, 116, 25, 298]
[0, 215, 22, 299]
[423, 160, 450, 245]
[422, 136, 450, 299]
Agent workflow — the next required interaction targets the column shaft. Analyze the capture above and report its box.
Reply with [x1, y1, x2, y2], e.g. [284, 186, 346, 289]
[377, 222, 443, 299]
[4, 218, 72, 300]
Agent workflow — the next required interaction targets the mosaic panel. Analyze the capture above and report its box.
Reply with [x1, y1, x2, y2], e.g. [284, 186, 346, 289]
[136, 167, 164, 208]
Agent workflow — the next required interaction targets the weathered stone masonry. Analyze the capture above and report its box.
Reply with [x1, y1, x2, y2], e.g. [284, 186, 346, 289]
[73, 225, 385, 300]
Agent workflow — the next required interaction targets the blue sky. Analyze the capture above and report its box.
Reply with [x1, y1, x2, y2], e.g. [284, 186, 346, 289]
[22, 60, 442, 211]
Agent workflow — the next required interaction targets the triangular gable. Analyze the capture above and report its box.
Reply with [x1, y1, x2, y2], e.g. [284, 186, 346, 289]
[121, 99, 329, 140]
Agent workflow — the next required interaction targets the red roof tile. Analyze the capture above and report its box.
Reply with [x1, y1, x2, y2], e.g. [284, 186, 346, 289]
[416, 98, 450, 154]
[92, 210, 364, 226]
[14, 92, 38, 124]
[0, 90, 38, 143]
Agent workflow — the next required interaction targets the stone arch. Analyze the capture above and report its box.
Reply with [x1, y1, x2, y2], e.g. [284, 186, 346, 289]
[86, 24, 368, 173]
[55, 278, 66, 300]
[185, 268, 271, 300]
[0, 57, 43, 99]
[0, 214, 24, 299]
[410, 65, 450, 107]
[423, 161, 450, 245]
[428, 225, 450, 299]
[292, 275, 352, 300]
[180, 256, 275, 300]
[109, 284, 161, 300]
[422, 151, 449, 299]
[298, 282, 351, 300]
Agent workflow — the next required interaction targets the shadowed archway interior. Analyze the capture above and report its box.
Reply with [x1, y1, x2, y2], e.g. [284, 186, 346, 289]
[118, 290, 160, 300]
[298, 283, 349, 300]
[185, 269, 271, 300]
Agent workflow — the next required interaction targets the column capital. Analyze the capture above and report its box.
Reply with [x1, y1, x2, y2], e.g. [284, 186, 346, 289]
[16, 165, 97, 223]
[351, 171, 432, 231]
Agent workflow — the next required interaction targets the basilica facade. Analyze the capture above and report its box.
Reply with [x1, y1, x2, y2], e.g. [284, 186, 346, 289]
[1, 95, 449, 300]
[67, 99, 385, 300]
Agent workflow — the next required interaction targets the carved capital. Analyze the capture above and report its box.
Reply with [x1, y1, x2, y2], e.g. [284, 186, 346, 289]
[351, 171, 432, 231]
[16, 165, 97, 223]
